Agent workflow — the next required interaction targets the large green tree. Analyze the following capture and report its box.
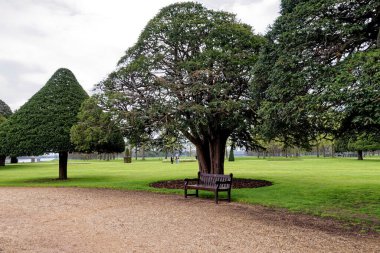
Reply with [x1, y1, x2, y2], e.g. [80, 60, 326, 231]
[70, 97, 125, 154]
[253, 0, 379, 148]
[4, 68, 88, 179]
[97, 2, 264, 174]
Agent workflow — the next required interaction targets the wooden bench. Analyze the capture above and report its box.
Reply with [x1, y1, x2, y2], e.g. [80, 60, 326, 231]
[184, 172, 233, 204]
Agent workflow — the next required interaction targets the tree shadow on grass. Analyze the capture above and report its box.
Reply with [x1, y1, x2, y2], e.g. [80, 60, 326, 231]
[265, 158, 303, 161]
[357, 159, 380, 162]
[22, 176, 111, 184]
[0, 163, 54, 171]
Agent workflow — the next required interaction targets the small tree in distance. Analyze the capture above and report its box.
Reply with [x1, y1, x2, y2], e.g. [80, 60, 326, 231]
[70, 97, 125, 157]
[4, 68, 88, 179]
[348, 134, 380, 160]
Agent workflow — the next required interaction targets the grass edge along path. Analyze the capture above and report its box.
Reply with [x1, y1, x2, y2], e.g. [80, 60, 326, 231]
[0, 157, 379, 233]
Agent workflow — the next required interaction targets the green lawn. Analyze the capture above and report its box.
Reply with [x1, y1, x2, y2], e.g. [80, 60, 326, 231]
[0, 157, 379, 231]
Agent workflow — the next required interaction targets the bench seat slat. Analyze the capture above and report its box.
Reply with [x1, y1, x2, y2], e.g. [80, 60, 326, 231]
[187, 184, 230, 191]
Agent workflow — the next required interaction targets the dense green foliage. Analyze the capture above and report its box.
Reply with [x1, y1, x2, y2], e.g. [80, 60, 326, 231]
[3, 68, 88, 156]
[0, 157, 379, 231]
[0, 115, 6, 124]
[253, 0, 380, 148]
[0, 117, 8, 157]
[0, 99, 12, 118]
[70, 97, 125, 153]
[0, 100, 12, 164]
[0, 117, 7, 165]
[333, 49, 380, 135]
[97, 2, 265, 174]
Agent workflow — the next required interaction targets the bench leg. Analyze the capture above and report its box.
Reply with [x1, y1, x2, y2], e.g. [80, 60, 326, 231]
[228, 189, 231, 202]
[196, 189, 198, 197]
[215, 190, 219, 204]
[184, 188, 187, 198]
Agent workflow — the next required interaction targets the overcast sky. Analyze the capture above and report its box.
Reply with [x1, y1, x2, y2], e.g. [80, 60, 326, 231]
[0, 0, 280, 111]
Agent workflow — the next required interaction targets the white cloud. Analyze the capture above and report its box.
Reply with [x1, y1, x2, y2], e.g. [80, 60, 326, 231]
[203, 0, 280, 33]
[0, 0, 280, 111]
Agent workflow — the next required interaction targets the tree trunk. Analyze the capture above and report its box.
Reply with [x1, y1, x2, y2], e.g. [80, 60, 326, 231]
[59, 151, 68, 180]
[357, 150, 363, 160]
[209, 136, 227, 174]
[0, 155, 5, 166]
[196, 144, 211, 173]
[191, 133, 228, 174]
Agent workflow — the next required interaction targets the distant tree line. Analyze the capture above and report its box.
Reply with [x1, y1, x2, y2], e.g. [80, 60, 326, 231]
[1, 1, 379, 179]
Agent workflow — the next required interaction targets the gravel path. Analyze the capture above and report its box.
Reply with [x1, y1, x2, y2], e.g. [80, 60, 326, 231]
[0, 187, 378, 253]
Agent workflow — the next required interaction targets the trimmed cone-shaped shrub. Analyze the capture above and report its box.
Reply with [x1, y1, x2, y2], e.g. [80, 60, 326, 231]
[228, 143, 235, 162]
[124, 147, 131, 163]
[5, 68, 88, 178]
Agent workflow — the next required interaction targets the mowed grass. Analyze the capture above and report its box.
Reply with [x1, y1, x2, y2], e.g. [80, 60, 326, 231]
[0, 157, 379, 231]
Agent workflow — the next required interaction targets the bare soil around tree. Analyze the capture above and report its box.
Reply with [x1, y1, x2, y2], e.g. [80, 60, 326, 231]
[0, 187, 378, 253]
[149, 178, 272, 189]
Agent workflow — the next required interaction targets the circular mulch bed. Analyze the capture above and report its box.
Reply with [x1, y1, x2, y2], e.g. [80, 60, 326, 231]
[150, 178, 272, 189]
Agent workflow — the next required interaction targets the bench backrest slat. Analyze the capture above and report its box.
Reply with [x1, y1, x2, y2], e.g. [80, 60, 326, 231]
[198, 172, 232, 187]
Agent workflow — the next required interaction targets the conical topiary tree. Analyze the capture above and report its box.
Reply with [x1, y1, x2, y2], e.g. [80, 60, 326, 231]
[124, 147, 131, 163]
[228, 142, 235, 162]
[4, 68, 88, 179]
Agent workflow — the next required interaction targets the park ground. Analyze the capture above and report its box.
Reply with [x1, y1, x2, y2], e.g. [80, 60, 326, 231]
[0, 157, 379, 252]
[0, 157, 379, 232]
[0, 187, 379, 252]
